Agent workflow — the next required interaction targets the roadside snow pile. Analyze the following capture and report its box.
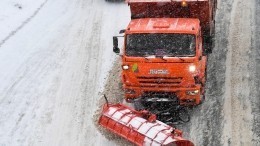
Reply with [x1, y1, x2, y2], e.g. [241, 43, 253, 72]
[0, 0, 47, 46]
[93, 58, 132, 146]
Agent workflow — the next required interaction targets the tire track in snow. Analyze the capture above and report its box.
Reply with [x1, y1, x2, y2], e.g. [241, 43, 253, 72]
[80, 11, 106, 145]
[0, 0, 49, 48]
[178, 0, 232, 145]
[250, 0, 260, 144]
[222, 0, 254, 145]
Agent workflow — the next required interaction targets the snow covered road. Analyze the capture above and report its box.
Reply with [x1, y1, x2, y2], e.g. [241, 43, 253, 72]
[0, 0, 129, 145]
[1, 0, 260, 146]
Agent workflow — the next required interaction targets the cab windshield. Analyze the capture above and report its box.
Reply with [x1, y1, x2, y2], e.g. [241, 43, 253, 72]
[126, 33, 196, 57]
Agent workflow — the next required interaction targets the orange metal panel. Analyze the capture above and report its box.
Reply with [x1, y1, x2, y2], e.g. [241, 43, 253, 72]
[127, 0, 208, 2]
[127, 0, 214, 35]
[126, 18, 200, 34]
[98, 104, 194, 146]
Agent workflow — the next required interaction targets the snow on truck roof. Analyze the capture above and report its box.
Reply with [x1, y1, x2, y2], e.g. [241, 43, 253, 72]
[127, 0, 208, 3]
[127, 18, 200, 34]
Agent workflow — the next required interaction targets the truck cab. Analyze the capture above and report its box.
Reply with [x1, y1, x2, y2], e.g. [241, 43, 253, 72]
[113, 0, 216, 106]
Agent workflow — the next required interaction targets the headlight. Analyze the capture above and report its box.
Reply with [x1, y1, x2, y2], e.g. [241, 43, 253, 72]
[122, 65, 129, 70]
[186, 90, 199, 95]
[189, 65, 196, 72]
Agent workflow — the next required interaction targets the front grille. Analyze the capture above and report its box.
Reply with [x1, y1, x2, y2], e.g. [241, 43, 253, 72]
[137, 76, 182, 87]
[143, 91, 177, 96]
[142, 91, 179, 103]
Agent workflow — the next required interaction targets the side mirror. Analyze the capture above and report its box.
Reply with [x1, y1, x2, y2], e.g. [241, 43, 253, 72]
[119, 29, 126, 34]
[113, 36, 120, 54]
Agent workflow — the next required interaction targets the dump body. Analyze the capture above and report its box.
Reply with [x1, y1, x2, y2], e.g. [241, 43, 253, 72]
[117, 0, 217, 105]
[99, 103, 194, 146]
[127, 0, 217, 44]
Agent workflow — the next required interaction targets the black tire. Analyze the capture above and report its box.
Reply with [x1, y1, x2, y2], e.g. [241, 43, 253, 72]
[199, 66, 207, 105]
[199, 94, 205, 105]
[178, 107, 190, 123]
[133, 101, 144, 111]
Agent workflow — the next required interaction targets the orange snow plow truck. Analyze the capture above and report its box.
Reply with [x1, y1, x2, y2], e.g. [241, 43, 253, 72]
[113, 0, 217, 106]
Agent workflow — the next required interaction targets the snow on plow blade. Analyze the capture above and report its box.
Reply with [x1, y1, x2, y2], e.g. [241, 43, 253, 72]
[98, 103, 194, 146]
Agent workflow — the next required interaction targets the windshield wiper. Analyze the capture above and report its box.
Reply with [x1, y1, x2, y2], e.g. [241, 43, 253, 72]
[144, 55, 167, 61]
[144, 55, 155, 60]
[163, 55, 185, 62]
[157, 56, 167, 61]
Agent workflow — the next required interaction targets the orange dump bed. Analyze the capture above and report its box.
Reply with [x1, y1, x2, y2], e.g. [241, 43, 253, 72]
[99, 103, 194, 146]
[127, 0, 217, 36]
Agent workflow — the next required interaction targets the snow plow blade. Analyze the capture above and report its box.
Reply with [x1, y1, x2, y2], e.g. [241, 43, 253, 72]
[98, 103, 194, 146]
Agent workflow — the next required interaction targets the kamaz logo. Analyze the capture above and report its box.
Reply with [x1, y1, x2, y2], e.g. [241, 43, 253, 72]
[149, 69, 169, 75]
